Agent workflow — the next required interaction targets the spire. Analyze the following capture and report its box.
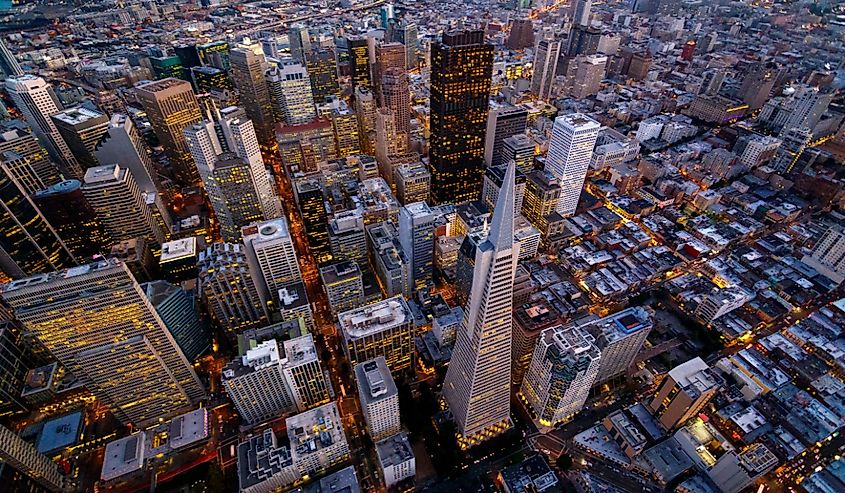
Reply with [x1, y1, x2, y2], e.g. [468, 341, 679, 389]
[487, 161, 515, 250]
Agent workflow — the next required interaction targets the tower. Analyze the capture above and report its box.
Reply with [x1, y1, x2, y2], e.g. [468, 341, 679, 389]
[288, 23, 312, 63]
[50, 107, 110, 172]
[544, 113, 600, 217]
[94, 114, 160, 194]
[398, 202, 437, 292]
[502, 133, 535, 174]
[349, 36, 372, 90]
[242, 218, 303, 310]
[32, 179, 111, 260]
[5, 75, 81, 178]
[268, 61, 317, 125]
[0, 38, 23, 78]
[134, 78, 203, 185]
[0, 120, 62, 194]
[0, 424, 64, 491]
[0, 259, 205, 426]
[484, 103, 528, 168]
[230, 39, 276, 146]
[530, 39, 561, 102]
[213, 153, 265, 235]
[429, 31, 494, 204]
[442, 162, 519, 447]
[381, 68, 411, 150]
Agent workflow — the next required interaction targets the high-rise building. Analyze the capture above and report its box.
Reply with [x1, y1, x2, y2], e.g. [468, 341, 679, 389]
[0, 424, 64, 491]
[151, 55, 184, 80]
[521, 170, 561, 234]
[367, 222, 411, 299]
[242, 218, 303, 309]
[353, 86, 377, 154]
[374, 42, 406, 104]
[184, 109, 279, 241]
[5, 75, 81, 178]
[394, 162, 430, 205]
[295, 177, 332, 265]
[94, 114, 160, 194]
[0, 38, 23, 78]
[530, 39, 561, 101]
[484, 103, 528, 168]
[268, 61, 317, 125]
[502, 133, 535, 174]
[329, 101, 361, 157]
[198, 243, 268, 338]
[519, 325, 601, 431]
[770, 126, 811, 174]
[442, 163, 519, 448]
[400, 23, 419, 70]
[328, 210, 369, 267]
[81, 164, 166, 248]
[376, 432, 415, 488]
[584, 307, 652, 384]
[338, 295, 414, 374]
[0, 259, 205, 425]
[399, 202, 437, 292]
[230, 39, 276, 145]
[736, 134, 781, 169]
[223, 335, 330, 423]
[506, 18, 534, 51]
[0, 322, 34, 418]
[143, 280, 210, 362]
[197, 40, 231, 70]
[802, 219, 845, 284]
[545, 113, 600, 216]
[355, 357, 401, 441]
[349, 36, 371, 89]
[567, 54, 606, 99]
[32, 179, 110, 260]
[213, 153, 265, 235]
[0, 121, 61, 194]
[51, 107, 109, 172]
[285, 402, 350, 476]
[381, 68, 411, 149]
[739, 63, 777, 111]
[288, 24, 312, 63]
[482, 165, 525, 216]
[135, 78, 203, 184]
[429, 31, 494, 205]
[571, 0, 592, 27]
[0, 163, 76, 279]
[321, 261, 364, 316]
[305, 49, 341, 100]
[646, 357, 720, 430]
[782, 85, 834, 134]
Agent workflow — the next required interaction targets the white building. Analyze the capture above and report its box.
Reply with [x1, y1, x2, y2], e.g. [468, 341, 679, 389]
[222, 336, 330, 423]
[442, 163, 520, 448]
[242, 217, 303, 308]
[544, 113, 601, 217]
[355, 357, 401, 441]
[695, 287, 749, 323]
[583, 306, 652, 384]
[376, 432, 415, 488]
[399, 202, 438, 292]
[267, 61, 317, 125]
[519, 325, 601, 431]
[803, 219, 845, 284]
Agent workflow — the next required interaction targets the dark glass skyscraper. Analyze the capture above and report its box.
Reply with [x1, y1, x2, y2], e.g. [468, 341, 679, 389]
[31, 179, 111, 261]
[429, 30, 493, 205]
[349, 36, 372, 90]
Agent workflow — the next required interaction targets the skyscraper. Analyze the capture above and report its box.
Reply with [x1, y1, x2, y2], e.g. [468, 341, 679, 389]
[242, 218, 303, 309]
[213, 153, 265, 234]
[94, 114, 160, 194]
[0, 120, 61, 194]
[305, 49, 341, 100]
[81, 164, 166, 248]
[288, 23, 312, 63]
[135, 78, 204, 184]
[381, 68, 411, 149]
[5, 75, 81, 178]
[0, 259, 205, 425]
[0, 163, 76, 278]
[354, 86, 377, 154]
[198, 243, 268, 338]
[429, 31, 493, 205]
[519, 325, 601, 431]
[349, 36, 372, 89]
[268, 61, 317, 125]
[355, 357, 401, 441]
[328, 210, 369, 267]
[338, 296, 414, 374]
[32, 179, 111, 260]
[484, 103, 528, 168]
[502, 133, 535, 174]
[143, 280, 210, 362]
[399, 202, 437, 292]
[530, 39, 561, 101]
[230, 39, 276, 146]
[320, 261, 364, 316]
[0, 38, 23, 78]
[295, 177, 331, 265]
[50, 107, 110, 172]
[0, 424, 64, 491]
[571, 0, 592, 27]
[584, 307, 652, 384]
[374, 42, 406, 104]
[442, 162, 519, 448]
[739, 63, 777, 111]
[545, 113, 600, 216]
[506, 18, 534, 51]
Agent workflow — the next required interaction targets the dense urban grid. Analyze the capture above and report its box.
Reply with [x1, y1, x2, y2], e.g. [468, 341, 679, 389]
[0, 0, 844, 492]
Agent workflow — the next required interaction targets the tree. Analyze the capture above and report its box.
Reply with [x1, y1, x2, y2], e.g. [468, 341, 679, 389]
[556, 454, 573, 471]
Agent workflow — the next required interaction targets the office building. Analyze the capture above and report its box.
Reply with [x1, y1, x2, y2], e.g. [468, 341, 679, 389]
[328, 210, 369, 267]
[268, 61, 317, 125]
[530, 39, 561, 101]
[739, 64, 777, 111]
[568, 54, 606, 98]
[0, 424, 64, 491]
[230, 39, 276, 145]
[143, 280, 210, 362]
[442, 163, 519, 448]
[521, 170, 560, 232]
[482, 165, 525, 217]
[374, 42, 406, 103]
[0, 259, 205, 425]
[222, 335, 330, 423]
[770, 126, 811, 174]
[277, 282, 315, 331]
[242, 218, 303, 309]
[295, 177, 332, 265]
[198, 243, 268, 338]
[399, 202, 437, 292]
[135, 78, 203, 184]
[305, 49, 340, 100]
[381, 68, 411, 151]
[355, 357, 401, 441]
[545, 113, 600, 216]
[31, 179, 110, 260]
[0, 38, 23, 78]
[0, 121, 61, 194]
[506, 18, 534, 50]
[0, 322, 33, 418]
[353, 86, 377, 154]
[321, 261, 364, 315]
[584, 306, 652, 384]
[288, 23, 312, 62]
[213, 153, 265, 236]
[502, 133, 535, 174]
[803, 220, 845, 284]
[376, 432, 415, 488]
[429, 31, 494, 204]
[5, 75, 81, 178]
[394, 162, 430, 205]
[349, 36, 371, 89]
[158, 237, 198, 283]
[519, 325, 601, 431]
[190, 65, 233, 93]
[94, 114, 160, 194]
[329, 101, 362, 158]
[484, 103, 528, 168]
[287, 402, 350, 476]
[647, 357, 720, 430]
[151, 55, 184, 80]
[338, 295, 414, 373]
[737, 134, 780, 169]
[51, 107, 109, 172]
[367, 222, 411, 299]
[81, 164, 166, 247]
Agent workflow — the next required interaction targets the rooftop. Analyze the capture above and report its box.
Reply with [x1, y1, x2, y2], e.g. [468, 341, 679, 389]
[375, 432, 414, 468]
[160, 237, 197, 262]
[338, 296, 411, 339]
[355, 357, 397, 405]
[52, 107, 107, 127]
[286, 402, 345, 459]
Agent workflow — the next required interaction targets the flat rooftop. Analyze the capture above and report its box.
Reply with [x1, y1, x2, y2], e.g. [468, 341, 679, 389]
[355, 357, 397, 405]
[375, 432, 414, 468]
[36, 411, 83, 454]
[101, 433, 145, 482]
[52, 107, 106, 126]
[160, 237, 197, 262]
[338, 296, 411, 339]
